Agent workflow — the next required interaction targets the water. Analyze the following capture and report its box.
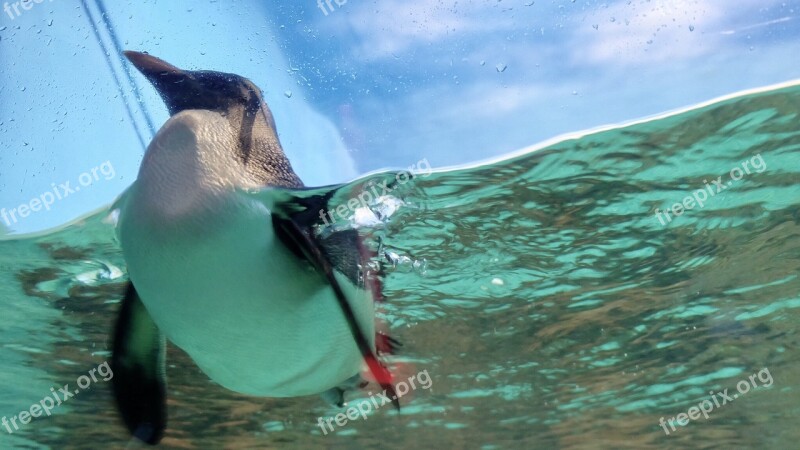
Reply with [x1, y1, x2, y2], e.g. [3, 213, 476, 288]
[1, 81, 799, 449]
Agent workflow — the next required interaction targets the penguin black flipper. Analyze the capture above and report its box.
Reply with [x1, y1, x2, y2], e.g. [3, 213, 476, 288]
[270, 212, 400, 410]
[111, 283, 167, 445]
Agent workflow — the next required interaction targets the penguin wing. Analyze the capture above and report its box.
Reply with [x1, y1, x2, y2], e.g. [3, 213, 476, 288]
[270, 210, 400, 410]
[111, 283, 167, 445]
[254, 177, 407, 410]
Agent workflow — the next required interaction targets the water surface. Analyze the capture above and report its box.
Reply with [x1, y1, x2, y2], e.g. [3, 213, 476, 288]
[1, 81, 799, 449]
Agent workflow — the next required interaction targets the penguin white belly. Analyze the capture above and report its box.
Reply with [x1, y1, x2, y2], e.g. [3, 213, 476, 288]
[119, 193, 374, 397]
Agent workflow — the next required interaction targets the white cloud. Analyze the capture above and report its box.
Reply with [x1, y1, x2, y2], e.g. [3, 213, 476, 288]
[719, 16, 794, 35]
[396, 80, 570, 128]
[569, 0, 791, 66]
[315, 0, 792, 65]
[319, 0, 515, 59]
[449, 83, 549, 118]
[570, 0, 723, 65]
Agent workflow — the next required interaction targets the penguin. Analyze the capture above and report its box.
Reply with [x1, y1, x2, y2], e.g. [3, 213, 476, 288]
[110, 51, 399, 445]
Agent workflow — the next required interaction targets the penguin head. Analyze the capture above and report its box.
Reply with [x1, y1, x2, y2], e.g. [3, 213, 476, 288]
[124, 51, 276, 129]
[124, 51, 303, 189]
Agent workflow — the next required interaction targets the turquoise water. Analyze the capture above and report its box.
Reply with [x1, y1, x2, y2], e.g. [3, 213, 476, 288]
[1, 81, 799, 449]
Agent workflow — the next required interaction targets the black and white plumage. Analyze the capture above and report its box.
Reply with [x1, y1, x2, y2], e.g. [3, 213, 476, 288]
[110, 52, 397, 445]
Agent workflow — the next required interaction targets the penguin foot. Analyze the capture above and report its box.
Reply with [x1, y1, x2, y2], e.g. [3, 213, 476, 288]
[321, 374, 371, 407]
[321, 387, 347, 407]
[376, 332, 402, 355]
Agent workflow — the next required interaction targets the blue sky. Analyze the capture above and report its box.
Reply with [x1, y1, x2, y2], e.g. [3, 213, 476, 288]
[0, 0, 798, 234]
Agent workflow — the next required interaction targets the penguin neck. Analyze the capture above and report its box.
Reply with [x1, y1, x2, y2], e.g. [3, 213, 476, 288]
[231, 104, 305, 189]
[135, 109, 257, 222]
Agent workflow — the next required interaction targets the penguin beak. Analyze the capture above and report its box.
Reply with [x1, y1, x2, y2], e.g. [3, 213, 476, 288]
[124, 51, 197, 115]
[124, 51, 183, 81]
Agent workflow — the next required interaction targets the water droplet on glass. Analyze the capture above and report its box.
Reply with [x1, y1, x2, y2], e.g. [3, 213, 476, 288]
[496, 63, 507, 73]
[689, 25, 695, 32]
[284, 90, 292, 98]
